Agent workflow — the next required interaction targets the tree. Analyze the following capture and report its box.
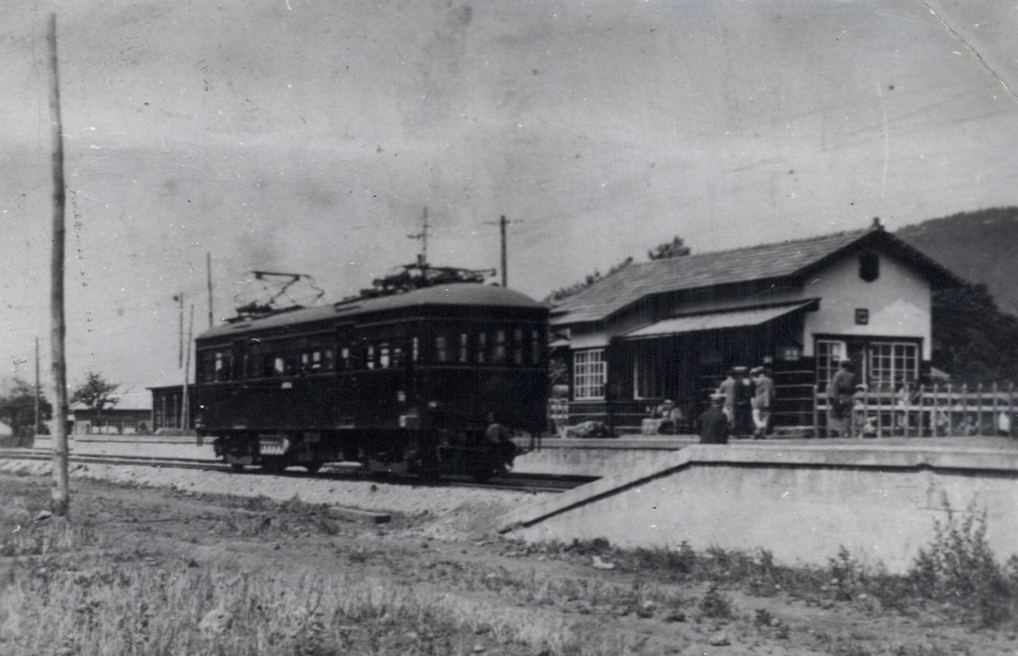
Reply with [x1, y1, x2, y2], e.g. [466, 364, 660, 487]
[0, 378, 53, 444]
[70, 372, 119, 423]
[548, 256, 634, 302]
[932, 283, 1018, 383]
[648, 235, 691, 260]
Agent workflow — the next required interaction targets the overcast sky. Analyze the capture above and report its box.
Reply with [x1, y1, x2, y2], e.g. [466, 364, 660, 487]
[2, 0, 1017, 390]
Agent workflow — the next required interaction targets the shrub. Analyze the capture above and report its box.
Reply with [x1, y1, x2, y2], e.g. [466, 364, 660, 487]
[908, 500, 1017, 626]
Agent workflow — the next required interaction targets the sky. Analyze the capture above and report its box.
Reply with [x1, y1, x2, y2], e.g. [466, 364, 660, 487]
[1, 0, 1017, 392]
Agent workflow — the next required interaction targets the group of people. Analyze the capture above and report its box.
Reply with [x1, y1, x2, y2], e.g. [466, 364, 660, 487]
[699, 366, 775, 444]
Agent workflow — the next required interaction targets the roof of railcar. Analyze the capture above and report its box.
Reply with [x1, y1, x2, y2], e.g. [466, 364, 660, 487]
[198, 283, 546, 341]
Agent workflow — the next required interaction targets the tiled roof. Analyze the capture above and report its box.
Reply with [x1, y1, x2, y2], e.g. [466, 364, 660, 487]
[551, 228, 912, 324]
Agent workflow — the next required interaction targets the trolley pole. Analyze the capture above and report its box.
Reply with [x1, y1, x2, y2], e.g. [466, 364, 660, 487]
[47, 13, 70, 517]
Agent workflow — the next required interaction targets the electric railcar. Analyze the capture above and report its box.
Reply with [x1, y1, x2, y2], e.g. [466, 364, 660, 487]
[192, 280, 549, 480]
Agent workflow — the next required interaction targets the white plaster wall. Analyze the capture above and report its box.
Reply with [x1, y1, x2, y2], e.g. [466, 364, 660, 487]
[802, 253, 932, 359]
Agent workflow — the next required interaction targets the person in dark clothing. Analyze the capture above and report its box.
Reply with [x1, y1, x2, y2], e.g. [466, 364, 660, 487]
[826, 360, 857, 437]
[733, 366, 755, 437]
[699, 393, 730, 444]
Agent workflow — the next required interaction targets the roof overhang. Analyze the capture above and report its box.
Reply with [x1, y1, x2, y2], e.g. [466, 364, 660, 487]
[621, 299, 818, 341]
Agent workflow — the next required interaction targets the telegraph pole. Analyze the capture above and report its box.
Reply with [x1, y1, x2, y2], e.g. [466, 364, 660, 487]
[34, 337, 40, 438]
[407, 207, 429, 266]
[485, 215, 523, 288]
[206, 253, 214, 329]
[181, 305, 194, 429]
[47, 13, 70, 516]
[177, 292, 184, 368]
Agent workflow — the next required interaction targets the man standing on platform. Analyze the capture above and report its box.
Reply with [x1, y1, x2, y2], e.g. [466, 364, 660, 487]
[734, 366, 755, 437]
[699, 393, 730, 444]
[751, 366, 775, 439]
[827, 360, 857, 437]
[716, 368, 738, 425]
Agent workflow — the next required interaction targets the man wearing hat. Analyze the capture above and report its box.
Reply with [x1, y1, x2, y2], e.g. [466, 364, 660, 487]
[699, 393, 730, 444]
[751, 366, 775, 439]
[734, 366, 755, 437]
[716, 368, 738, 424]
[826, 359, 858, 437]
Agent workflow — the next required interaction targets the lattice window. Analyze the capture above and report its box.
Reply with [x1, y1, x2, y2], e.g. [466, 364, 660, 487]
[574, 349, 606, 400]
[868, 342, 918, 392]
[816, 339, 846, 393]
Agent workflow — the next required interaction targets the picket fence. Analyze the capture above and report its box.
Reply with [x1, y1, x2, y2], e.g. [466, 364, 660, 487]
[814, 382, 1018, 438]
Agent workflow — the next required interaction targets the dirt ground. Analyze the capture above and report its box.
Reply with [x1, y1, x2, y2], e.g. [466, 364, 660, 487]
[1, 468, 1016, 655]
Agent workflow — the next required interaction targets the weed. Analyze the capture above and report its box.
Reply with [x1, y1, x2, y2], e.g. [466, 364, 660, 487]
[698, 582, 733, 619]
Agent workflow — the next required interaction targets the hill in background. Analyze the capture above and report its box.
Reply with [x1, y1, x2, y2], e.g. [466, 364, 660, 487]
[897, 207, 1018, 317]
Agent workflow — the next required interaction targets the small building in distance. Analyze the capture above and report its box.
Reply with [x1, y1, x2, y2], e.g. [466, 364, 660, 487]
[550, 220, 961, 434]
[70, 385, 153, 435]
[148, 383, 197, 433]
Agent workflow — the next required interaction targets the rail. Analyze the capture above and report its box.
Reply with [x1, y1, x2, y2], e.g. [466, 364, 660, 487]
[814, 382, 1018, 438]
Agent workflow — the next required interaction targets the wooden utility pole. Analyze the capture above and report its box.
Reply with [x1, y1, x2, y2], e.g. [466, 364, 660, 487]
[499, 215, 507, 288]
[206, 253, 214, 329]
[180, 305, 194, 430]
[47, 13, 70, 516]
[34, 337, 40, 437]
[177, 292, 184, 368]
[486, 215, 523, 288]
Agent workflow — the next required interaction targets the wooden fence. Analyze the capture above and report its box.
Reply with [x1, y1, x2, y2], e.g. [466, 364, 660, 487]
[814, 382, 1018, 438]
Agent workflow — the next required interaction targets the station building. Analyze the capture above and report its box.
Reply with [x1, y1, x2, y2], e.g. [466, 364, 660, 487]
[550, 220, 960, 433]
[70, 385, 153, 435]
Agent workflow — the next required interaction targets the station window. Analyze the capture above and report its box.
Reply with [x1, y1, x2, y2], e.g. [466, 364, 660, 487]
[573, 349, 606, 400]
[868, 342, 918, 392]
[816, 339, 847, 393]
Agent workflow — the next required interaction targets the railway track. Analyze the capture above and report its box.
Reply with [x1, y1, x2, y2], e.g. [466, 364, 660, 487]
[0, 448, 594, 494]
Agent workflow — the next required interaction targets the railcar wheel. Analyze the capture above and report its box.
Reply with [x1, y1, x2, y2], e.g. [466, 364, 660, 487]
[230, 463, 246, 473]
[304, 460, 323, 474]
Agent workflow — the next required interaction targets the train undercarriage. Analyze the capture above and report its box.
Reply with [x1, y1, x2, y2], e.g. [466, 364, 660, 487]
[208, 428, 517, 482]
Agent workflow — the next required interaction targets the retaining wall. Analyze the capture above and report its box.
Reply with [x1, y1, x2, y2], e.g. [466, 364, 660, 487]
[500, 444, 1018, 573]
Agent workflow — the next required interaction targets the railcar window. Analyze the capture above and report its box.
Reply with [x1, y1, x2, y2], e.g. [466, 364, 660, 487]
[459, 333, 468, 363]
[340, 347, 350, 369]
[273, 356, 286, 376]
[379, 343, 391, 368]
[412, 337, 419, 362]
[366, 345, 375, 370]
[513, 328, 524, 365]
[494, 330, 506, 363]
[324, 348, 335, 371]
[477, 332, 486, 364]
[435, 336, 448, 363]
[531, 329, 542, 365]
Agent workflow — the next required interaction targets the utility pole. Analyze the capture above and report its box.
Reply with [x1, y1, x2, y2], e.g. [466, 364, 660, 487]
[181, 305, 194, 430]
[177, 292, 183, 368]
[34, 337, 40, 437]
[47, 13, 70, 517]
[206, 253, 214, 329]
[407, 207, 429, 267]
[485, 215, 523, 288]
